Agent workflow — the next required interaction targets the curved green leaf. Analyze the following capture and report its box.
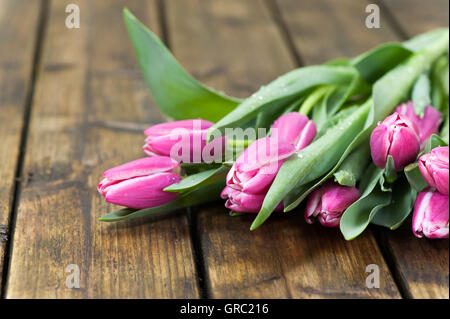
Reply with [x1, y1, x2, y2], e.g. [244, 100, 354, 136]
[412, 73, 431, 115]
[372, 176, 416, 230]
[339, 167, 390, 240]
[164, 166, 229, 192]
[352, 42, 412, 83]
[124, 8, 241, 122]
[405, 162, 428, 192]
[333, 143, 370, 187]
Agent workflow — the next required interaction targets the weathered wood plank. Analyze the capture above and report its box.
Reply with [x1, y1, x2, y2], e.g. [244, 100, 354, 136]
[274, 0, 400, 64]
[0, 0, 42, 291]
[166, 0, 400, 298]
[377, 0, 449, 299]
[381, 0, 449, 37]
[5, 0, 199, 298]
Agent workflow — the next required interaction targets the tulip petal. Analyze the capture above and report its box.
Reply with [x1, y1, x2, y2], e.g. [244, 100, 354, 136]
[236, 138, 295, 172]
[418, 106, 442, 143]
[103, 157, 179, 180]
[389, 125, 420, 171]
[412, 189, 449, 239]
[104, 173, 181, 209]
[370, 124, 390, 168]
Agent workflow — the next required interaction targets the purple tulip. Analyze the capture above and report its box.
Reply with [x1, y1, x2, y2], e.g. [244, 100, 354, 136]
[370, 112, 421, 171]
[419, 146, 449, 195]
[271, 112, 316, 150]
[412, 188, 449, 239]
[395, 101, 442, 145]
[221, 137, 296, 212]
[143, 119, 223, 162]
[305, 181, 360, 227]
[98, 157, 181, 209]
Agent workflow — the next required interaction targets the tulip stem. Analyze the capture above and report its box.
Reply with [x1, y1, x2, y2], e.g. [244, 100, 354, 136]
[298, 85, 336, 115]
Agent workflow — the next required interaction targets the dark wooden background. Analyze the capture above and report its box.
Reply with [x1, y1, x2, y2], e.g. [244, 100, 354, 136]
[0, 0, 448, 298]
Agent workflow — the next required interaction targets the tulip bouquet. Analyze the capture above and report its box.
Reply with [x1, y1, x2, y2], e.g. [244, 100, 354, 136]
[98, 9, 449, 240]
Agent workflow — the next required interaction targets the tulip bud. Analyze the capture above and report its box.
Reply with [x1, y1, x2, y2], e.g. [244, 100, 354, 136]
[222, 137, 295, 212]
[98, 157, 181, 209]
[419, 146, 449, 195]
[271, 112, 316, 150]
[305, 181, 360, 227]
[370, 112, 420, 171]
[143, 119, 224, 163]
[412, 188, 449, 239]
[395, 101, 442, 145]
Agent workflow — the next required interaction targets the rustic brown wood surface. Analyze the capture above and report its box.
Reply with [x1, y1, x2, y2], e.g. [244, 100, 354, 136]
[0, 0, 448, 299]
[0, 0, 42, 290]
[4, 0, 199, 298]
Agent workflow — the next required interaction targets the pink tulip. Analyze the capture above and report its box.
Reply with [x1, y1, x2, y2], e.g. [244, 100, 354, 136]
[305, 181, 360, 227]
[271, 112, 316, 150]
[143, 119, 223, 162]
[221, 137, 296, 212]
[370, 112, 420, 171]
[98, 157, 181, 209]
[419, 146, 449, 195]
[395, 101, 442, 145]
[412, 188, 449, 239]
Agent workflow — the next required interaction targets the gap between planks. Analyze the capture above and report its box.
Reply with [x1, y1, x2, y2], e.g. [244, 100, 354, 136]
[0, 0, 50, 298]
[156, 0, 210, 299]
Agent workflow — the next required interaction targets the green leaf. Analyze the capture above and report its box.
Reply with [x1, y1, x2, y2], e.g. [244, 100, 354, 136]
[123, 8, 241, 122]
[164, 166, 229, 192]
[384, 155, 397, 184]
[208, 65, 360, 140]
[352, 42, 412, 83]
[333, 143, 370, 187]
[441, 113, 449, 144]
[339, 168, 391, 240]
[412, 74, 431, 115]
[405, 162, 428, 192]
[99, 181, 225, 222]
[423, 133, 448, 154]
[372, 176, 416, 230]
[255, 97, 304, 131]
[180, 162, 223, 175]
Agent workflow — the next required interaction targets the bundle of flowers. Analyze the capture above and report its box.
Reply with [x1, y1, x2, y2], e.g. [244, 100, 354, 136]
[98, 9, 449, 240]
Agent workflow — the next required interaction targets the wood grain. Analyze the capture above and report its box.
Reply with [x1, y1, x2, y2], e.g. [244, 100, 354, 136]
[278, 0, 449, 298]
[166, 0, 400, 298]
[376, 0, 449, 299]
[5, 0, 199, 298]
[0, 0, 42, 291]
[380, 0, 449, 37]
[273, 0, 400, 64]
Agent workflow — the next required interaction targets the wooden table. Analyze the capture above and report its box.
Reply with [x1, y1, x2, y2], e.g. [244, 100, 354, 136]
[0, 0, 448, 299]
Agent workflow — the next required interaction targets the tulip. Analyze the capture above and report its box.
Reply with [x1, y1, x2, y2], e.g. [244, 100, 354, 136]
[419, 146, 449, 195]
[98, 157, 181, 209]
[370, 112, 420, 171]
[271, 112, 316, 150]
[305, 181, 360, 227]
[222, 137, 296, 212]
[395, 101, 442, 145]
[412, 188, 449, 239]
[221, 186, 284, 213]
[143, 119, 223, 162]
